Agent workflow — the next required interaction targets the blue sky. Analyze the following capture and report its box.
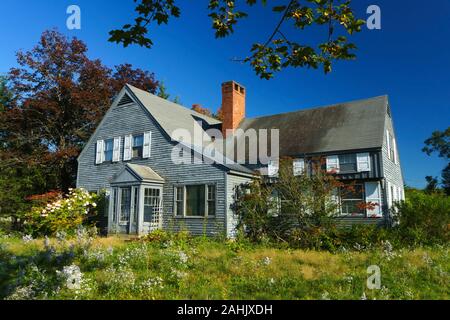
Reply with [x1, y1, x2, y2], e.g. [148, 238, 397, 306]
[0, 0, 449, 188]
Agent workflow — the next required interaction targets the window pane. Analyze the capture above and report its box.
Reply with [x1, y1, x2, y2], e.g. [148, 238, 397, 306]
[186, 185, 205, 216]
[104, 139, 114, 162]
[340, 184, 364, 216]
[207, 185, 216, 216]
[175, 187, 184, 216]
[120, 188, 131, 222]
[133, 135, 144, 147]
[144, 188, 160, 223]
[338, 154, 357, 172]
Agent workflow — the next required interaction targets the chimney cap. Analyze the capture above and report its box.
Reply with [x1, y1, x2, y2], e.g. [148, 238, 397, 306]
[222, 80, 245, 94]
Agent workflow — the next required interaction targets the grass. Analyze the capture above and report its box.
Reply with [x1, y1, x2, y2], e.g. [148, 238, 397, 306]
[0, 235, 448, 300]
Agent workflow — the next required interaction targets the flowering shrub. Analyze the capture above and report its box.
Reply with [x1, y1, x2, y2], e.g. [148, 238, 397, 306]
[23, 188, 99, 237]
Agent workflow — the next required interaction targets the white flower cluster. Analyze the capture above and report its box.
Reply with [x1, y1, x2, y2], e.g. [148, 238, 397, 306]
[22, 234, 33, 243]
[262, 256, 272, 266]
[381, 240, 398, 261]
[140, 277, 164, 291]
[178, 251, 189, 264]
[40, 188, 96, 217]
[57, 264, 83, 290]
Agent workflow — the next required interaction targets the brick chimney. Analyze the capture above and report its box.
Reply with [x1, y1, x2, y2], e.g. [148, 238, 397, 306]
[221, 81, 246, 137]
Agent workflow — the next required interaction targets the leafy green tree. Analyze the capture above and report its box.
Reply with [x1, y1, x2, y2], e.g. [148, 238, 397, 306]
[157, 81, 170, 99]
[423, 127, 450, 195]
[109, 0, 365, 79]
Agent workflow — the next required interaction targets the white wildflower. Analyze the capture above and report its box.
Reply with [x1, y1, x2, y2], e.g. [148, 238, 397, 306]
[262, 256, 271, 266]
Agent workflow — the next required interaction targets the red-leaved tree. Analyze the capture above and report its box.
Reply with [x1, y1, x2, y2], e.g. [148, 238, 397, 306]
[1, 30, 159, 192]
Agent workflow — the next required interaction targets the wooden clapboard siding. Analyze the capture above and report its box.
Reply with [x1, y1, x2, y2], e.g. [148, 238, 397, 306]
[381, 111, 405, 216]
[225, 172, 253, 238]
[77, 100, 228, 236]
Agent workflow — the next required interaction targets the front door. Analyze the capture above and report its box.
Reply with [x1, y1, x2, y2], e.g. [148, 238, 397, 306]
[143, 187, 162, 233]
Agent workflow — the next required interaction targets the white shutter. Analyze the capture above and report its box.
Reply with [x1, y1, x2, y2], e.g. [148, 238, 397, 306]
[112, 137, 121, 162]
[326, 155, 340, 173]
[143, 131, 152, 158]
[387, 181, 393, 208]
[365, 182, 382, 218]
[293, 158, 305, 176]
[95, 140, 104, 164]
[357, 153, 371, 172]
[386, 130, 391, 160]
[123, 135, 132, 161]
[268, 160, 279, 177]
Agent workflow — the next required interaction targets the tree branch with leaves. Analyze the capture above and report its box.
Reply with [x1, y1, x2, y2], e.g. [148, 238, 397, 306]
[109, 0, 365, 79]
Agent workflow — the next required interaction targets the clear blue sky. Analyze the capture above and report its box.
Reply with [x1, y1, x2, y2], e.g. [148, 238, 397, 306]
[0, 0, 449, 188]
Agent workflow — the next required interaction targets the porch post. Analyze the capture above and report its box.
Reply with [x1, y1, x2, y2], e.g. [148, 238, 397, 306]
[138, 186, 145, 235]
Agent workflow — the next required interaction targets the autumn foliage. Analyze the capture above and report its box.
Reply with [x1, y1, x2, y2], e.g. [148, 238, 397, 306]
[0, 30, 159, 194]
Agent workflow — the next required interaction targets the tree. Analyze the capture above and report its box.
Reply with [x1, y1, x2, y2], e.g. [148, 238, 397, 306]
[1, 30, 159, 194]
[425, 176, 439, 194]
[235, 157, 342, 245]
[108, 0, 365, 79]
[191, 104, 213, 117]
[157, 81, 170, 99]
[423, 127, 450, 195]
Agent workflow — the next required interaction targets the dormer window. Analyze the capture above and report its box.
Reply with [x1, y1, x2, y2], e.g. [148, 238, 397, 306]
[133, 134, 144, 159]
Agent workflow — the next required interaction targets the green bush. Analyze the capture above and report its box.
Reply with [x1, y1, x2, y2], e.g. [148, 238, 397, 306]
[23, 188, 99, 237]
[392, 190, 450, 245]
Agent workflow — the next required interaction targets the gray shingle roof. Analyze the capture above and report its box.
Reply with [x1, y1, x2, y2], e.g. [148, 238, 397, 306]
[126, 84, 254, 175]
[127, 163, 164, 182]
[237, 95, 388, 156]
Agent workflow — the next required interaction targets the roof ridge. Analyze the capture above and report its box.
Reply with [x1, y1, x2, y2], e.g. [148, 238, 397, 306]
[244, 95, 388, 121]
[126, 84, 221, 124]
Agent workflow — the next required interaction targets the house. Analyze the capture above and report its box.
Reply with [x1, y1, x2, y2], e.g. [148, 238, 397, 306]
[77, 81, 405, 237]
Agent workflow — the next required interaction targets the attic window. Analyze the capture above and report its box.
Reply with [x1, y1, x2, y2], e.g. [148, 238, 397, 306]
[118, 94, 133, 106]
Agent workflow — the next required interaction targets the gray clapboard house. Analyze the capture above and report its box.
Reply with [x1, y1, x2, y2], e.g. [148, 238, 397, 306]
[77, 81, 405, 236]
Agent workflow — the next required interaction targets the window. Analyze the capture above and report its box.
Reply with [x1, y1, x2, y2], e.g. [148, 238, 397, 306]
[175, 184, 216, 217]
[339, 184, 365, 216]
[132, 187, 139, 224]
[186, 185, 206, 217]
[120, 188, 131, 224]
[293, 159, 305, 176]
[207, 185, 216, 216]
[132, 134, 144, 158]
[112, 188, 118, 222]
[389, 135, 395, 161]
[144, 188, 160, 223]
[338, 154, 357, 172]
[104, 139, 114, 162]
[175, 187, 184, 216]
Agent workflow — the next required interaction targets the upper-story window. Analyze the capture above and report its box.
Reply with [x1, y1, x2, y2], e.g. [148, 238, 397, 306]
[104, 139, 114, 162]
[133, 134, 144, 158]
[338, 154, 357, 172]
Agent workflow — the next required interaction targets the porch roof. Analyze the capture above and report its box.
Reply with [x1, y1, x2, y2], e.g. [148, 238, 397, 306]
[111, 163, 164, 184]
